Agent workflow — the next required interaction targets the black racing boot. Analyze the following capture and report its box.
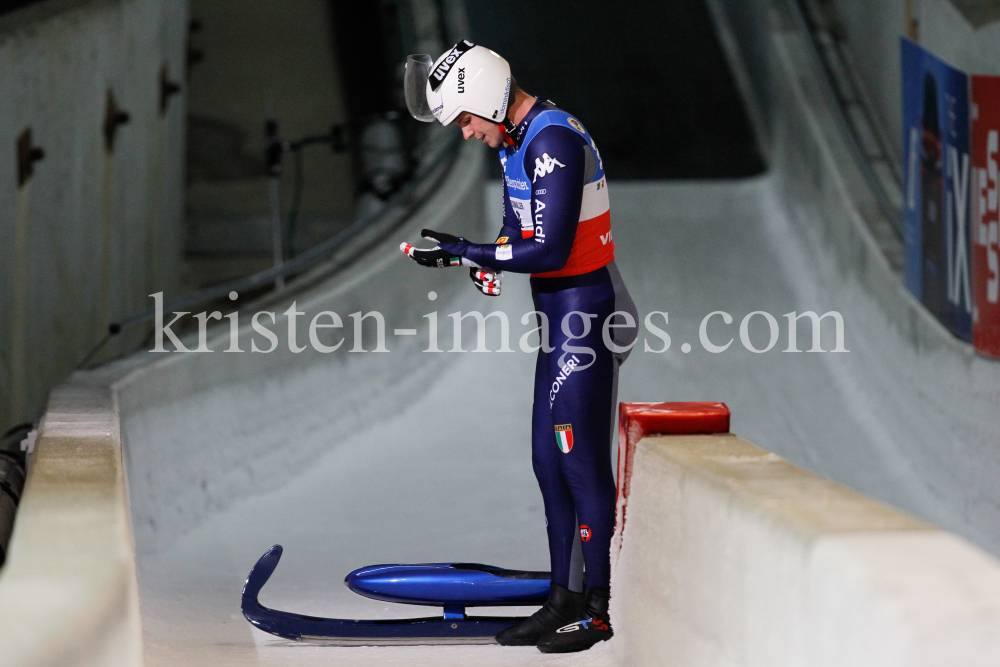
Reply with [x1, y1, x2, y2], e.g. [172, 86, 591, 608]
[496, 583, 585, 646]
[536, 587, 612, 653]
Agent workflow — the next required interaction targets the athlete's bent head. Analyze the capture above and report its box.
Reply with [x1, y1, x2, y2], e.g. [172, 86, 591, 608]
[452, 102, 529, 148]
[405, 40, 536, 149]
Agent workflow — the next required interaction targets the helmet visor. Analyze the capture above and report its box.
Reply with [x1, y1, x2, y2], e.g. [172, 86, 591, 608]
[405, 55, 436, 123]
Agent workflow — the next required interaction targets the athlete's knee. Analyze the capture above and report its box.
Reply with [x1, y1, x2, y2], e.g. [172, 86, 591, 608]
[560, 461, 615, 499]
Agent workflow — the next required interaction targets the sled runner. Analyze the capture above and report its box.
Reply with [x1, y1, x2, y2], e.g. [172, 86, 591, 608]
[242, 545, 551, 645]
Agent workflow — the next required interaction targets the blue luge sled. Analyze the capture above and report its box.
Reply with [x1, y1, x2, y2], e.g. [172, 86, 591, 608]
[346, 562, 550, 608]
[242, 545, 552, 645]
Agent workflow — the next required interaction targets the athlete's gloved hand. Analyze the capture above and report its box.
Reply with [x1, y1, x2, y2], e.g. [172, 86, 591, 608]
[470, 268, 502, 296]
[400, 229, 478, 268]
[420, 228, 472, 256]
[399, 241, 464, 268]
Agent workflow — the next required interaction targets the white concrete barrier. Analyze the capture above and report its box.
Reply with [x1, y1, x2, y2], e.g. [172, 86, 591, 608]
[0, 379, 143, 667]
[612, 431, 1000, 666]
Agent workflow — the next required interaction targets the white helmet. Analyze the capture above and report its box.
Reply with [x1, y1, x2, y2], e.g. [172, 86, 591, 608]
[405, 40, 512, 127]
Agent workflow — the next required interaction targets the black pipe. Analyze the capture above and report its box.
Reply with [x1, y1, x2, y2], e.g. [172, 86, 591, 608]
[0, 425, 29, 569]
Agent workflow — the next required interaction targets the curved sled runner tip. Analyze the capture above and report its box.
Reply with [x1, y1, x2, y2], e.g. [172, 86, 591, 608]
[241, 545, 530, 645]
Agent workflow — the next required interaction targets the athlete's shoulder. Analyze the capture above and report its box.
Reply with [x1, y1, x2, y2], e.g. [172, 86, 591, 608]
[529, 123, 586, 151]
[525, 106, 587, 150]
[529, 101, 591, 133]
[522, 104, 588, 151]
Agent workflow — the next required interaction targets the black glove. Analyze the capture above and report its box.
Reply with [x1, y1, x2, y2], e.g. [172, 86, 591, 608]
[399, 229, 474, 268]
[470, 268, 502, 296]
[420, 229, 463, 246]
[400, 242, 464, 267]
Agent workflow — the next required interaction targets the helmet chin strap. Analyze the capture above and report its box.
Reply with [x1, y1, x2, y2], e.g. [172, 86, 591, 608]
[498, 118, 519, 147]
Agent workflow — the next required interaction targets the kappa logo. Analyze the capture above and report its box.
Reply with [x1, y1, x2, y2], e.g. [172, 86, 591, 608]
[555, 424, 574, 453]
[567, 117, 585, 134]
[579, 524, 591, 541]
[533, 153, 565, 182]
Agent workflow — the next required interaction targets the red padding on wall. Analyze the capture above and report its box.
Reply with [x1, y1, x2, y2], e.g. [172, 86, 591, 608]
[614, 402, 730, 549]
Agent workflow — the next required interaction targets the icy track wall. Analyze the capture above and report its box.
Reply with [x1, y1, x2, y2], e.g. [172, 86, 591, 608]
[115, 139, 486, 556]
[710, 0, 1000, 554]
[0, 0, 188, 433]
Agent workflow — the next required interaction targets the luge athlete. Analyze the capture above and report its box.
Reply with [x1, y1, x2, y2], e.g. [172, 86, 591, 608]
[399, 41, 637, 654]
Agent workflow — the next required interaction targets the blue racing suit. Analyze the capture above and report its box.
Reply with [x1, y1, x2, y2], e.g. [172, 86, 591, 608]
[443, 99, 637, 591]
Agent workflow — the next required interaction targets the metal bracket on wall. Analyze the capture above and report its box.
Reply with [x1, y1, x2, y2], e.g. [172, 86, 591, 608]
[16, 128, 44, 188]
[159, 64, 182, 116]
[187, 19, 204, 75]
[103, 89, 130, 153]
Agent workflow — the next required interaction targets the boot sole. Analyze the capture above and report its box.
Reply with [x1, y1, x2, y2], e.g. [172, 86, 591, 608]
[537, 635, 611, 653]
[496, 638, 542, 646]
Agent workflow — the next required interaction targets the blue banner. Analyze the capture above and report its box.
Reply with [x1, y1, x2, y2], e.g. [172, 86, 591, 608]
[902, 38, 972, 340]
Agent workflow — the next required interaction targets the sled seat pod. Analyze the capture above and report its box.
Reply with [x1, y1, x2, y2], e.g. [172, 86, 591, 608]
[346, 563, 551, 608]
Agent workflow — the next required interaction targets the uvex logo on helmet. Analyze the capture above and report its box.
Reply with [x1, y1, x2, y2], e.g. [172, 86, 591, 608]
[430, 40, 475, 91]
[457, 68, 465, 93]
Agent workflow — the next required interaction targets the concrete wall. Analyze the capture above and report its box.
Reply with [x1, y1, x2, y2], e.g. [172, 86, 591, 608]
[184, 0, 354, 261]
[706, 0, 1000, 557]
[612, 434, 1000, 666]
[829, 0, 1000, 160]
[0, 0, 188, 433]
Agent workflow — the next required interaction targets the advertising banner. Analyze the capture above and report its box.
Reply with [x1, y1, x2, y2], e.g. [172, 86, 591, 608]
[902, 38, 972, 341]
[971, 75, 1000, 358]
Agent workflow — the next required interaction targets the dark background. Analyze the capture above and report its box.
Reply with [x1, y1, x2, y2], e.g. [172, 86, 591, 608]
[464, 0, 764, 179]
[4, 0, 767, 181]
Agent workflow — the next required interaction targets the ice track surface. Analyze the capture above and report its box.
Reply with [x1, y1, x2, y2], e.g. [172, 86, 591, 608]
[135, 178, 893, 665]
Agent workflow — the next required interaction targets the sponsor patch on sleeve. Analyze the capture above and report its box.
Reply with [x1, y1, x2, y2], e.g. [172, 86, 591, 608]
[495, 236, 509, 244]
[495, 244, 513, 261]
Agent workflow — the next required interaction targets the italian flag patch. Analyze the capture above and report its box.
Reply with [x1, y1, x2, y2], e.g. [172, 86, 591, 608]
[555, 424, 574, 453]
